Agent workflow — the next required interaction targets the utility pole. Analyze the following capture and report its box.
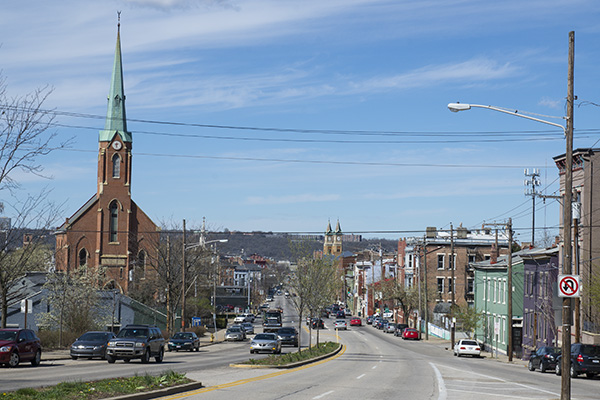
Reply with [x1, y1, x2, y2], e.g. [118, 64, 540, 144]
[181, 219, 187, 332]
[507, 218, 513, 362]
[573, 198, 581, 343]
[423, 235, 429, 340]
[561, 30, 574, 400]
[524, 168, 541, 245]
[450, 223, 455, 348]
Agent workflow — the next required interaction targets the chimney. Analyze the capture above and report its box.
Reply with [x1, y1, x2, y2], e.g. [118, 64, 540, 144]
[490, 243, 498, 264]
[426, 227, 437, 238]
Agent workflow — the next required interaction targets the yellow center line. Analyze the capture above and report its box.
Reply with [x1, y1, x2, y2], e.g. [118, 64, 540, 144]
[161, 344, 347, 399]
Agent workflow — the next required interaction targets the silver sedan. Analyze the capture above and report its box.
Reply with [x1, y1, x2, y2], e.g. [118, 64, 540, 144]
[453, 339, 481, 357]
[250, 333, 281, 354]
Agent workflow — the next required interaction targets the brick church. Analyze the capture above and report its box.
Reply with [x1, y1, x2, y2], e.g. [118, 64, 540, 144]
[55, 22, 159, 294]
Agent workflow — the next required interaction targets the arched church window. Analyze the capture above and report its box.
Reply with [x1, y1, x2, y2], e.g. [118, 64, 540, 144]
[138, 250, 146, 279]
[109, 201, 118, 242]
[79, 248, 88, 267]
[112, 153, 121, 178]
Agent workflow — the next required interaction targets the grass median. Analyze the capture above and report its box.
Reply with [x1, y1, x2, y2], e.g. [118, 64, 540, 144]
[244, 341, 339, 366]
[2, 370, 191, 400]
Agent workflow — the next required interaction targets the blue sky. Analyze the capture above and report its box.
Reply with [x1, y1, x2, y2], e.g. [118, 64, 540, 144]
[2, 0, 599, 242]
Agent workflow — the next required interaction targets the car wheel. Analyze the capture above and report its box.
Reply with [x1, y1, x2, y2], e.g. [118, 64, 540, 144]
[586, 372, 596, 378]
[540, 362, 547, 373]
[31, 350, 41, 367]
[71, 356, 78, 360]
[555, 363, 561, 375]
[155, 348, 164, 363]
[528, 360, 535, 371]
[195, 346, 200, 352]
[8, 352, 20, 368]
[123, 358, 130, 363]
[141, 349, 151, 364]
[570, 364, 578, 378]
[250, 350, 254, 354]
[107, 355, 115, 364]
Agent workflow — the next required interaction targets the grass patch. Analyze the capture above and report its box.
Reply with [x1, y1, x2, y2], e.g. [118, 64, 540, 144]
[245, 341, 340, 366]
[1, 370, 191, 400]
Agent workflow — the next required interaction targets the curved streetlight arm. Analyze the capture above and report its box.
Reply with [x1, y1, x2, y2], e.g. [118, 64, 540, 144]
[447, 103, 566, 135]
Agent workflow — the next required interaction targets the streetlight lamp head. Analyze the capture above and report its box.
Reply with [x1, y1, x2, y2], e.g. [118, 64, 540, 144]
[447, 103, 471, 112]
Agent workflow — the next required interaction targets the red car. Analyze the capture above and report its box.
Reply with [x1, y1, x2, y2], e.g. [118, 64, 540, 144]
[350, 318, 362, 326]
[402, 328, 420, 340]
[0, 328, 42, 367]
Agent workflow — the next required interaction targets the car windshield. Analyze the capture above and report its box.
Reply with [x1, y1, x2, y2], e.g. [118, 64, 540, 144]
[228, 327, 241, 333]
[0, 331, 17, 341]
[79, 332, 110, 341]
[117, 328, 149, 338]
[279, 328, 295, 333]
[172, 333, 194, 339]
[255, 334, 276, 340]
[461, 340, 478, 346]
[580, 345, 600, 356]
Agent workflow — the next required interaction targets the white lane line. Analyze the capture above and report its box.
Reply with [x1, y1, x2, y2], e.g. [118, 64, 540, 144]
[429, 362, 447, 400]
[356, 374, 365, 379]
[372, 365, 377, 369]
[313, 390, 334, 399]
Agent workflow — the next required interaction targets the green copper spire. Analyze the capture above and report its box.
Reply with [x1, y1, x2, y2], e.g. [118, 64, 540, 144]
[99, 18, 132, 143]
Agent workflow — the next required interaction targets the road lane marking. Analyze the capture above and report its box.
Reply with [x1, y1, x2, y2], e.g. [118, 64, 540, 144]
[356, 374, 365, 379]
[372, 365, 377, 369]
[313, 390, 334, 399]
[162, 345, 347, 399]
[429, 362, 447, 400]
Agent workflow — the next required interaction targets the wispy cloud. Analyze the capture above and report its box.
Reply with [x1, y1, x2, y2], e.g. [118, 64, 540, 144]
[246, 193, 340, 205]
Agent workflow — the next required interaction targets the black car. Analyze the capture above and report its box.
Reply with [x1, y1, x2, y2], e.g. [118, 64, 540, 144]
[311, 318, 325, 329]
[106, 324, 165, 364]
[527, 346, 561, 373]
[70, 331, 116, 360]
[167, 332, 200, 352]
[277, 327, 299, 347]
[556, 343, 600, 378]
[394, 323, 409, 337]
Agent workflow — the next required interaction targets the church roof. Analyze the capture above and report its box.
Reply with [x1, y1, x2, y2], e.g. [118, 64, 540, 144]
[55, 194, 98, 233]
[99, 20, 132, 143]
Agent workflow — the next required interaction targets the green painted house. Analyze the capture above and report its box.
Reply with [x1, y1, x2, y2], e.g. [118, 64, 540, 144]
[473, 253, 524, 357]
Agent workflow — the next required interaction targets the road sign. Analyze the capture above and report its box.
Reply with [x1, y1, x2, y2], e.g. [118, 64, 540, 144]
[191, 317, 202, 327]
[558, 275, 580, 298]
[20, 299, 32, 314]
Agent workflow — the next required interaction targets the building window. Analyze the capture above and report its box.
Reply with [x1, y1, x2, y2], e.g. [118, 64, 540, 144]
[112, 153, 121, 178]
[79, 248, 87, 267]
[468, 254, 476, 264]
[437, 277, 444, 293]
[109, 201, 118, 242]
[448, 278, 453, 293]
[502, 279, 507, 304]
[437, 254, 445, 270]
[467, 277, 474, 294]
[449, 254, 456, 270]
[138, 250, 146, 279]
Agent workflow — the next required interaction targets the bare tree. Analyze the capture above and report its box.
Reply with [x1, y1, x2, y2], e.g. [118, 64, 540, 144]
[0, 75, 70, 328]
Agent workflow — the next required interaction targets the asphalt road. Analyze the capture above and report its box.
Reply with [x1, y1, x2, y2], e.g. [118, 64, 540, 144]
[2, 295, 600, 399]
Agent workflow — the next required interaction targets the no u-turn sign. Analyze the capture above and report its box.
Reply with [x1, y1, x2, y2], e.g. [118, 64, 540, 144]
[558, 275, 580, 298]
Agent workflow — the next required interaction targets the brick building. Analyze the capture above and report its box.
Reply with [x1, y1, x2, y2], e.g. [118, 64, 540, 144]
[55, 23, 159, 294]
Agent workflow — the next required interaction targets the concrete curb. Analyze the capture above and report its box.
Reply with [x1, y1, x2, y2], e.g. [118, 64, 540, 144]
[102, 381, 204, 400]
[230, 343, 344, 369]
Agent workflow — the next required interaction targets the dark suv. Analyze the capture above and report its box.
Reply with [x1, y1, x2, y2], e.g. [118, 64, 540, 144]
[555, 343, 600, 378]
[0, 328, 42, 367]
[106, 325, 165, 364]
[277, 327, 299, 347]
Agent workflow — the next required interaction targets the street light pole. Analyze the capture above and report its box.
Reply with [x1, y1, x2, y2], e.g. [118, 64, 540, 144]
[448, 32, 574, 400]
[181, 219, 187, 332]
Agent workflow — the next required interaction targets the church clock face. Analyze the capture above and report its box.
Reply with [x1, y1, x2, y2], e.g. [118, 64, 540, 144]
[112, 141, 122, 150]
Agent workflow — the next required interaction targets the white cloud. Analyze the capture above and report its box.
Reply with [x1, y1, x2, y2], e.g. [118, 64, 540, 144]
[246, 193, 339, 205]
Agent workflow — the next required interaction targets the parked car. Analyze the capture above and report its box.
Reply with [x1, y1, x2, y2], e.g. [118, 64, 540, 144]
[453, 339, 481, 357]
[384, 322, 396, 333]
[334, 320, 348, 330]
[250, 333, 281, 354]
[241, 322, 255, 335]
[402, 328, 420, 340]
[555, 343, 600, 378]
[106, 324, 165, 364]
[167, 331, 200, 352]
[527, 346, 561, 373]
[394, 324, 409, 337]
[344, 309, 352, 317]
[311, 318, 325, 329]
[0, 328, 42, 367]
[70, 331, 115, 359]
[350, 318, 362, 326]
[225, 326, 246, 341]
[277, 327, 299, 347]
[366, 315, 373, 325]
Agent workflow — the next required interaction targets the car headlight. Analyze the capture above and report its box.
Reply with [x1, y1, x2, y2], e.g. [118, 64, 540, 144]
[1, 345, 12, 352]
[135, 342, 146, 347]
[168, 341, 174, 345]
[107, 341, 115, 347]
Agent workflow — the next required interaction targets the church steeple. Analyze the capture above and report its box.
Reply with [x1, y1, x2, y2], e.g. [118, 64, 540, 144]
[99, 14, 132, 143]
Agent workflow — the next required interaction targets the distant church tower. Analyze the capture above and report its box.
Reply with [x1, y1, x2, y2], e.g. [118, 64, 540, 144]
[55, 19, 159, 294]
[324, 219, 342, 256]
